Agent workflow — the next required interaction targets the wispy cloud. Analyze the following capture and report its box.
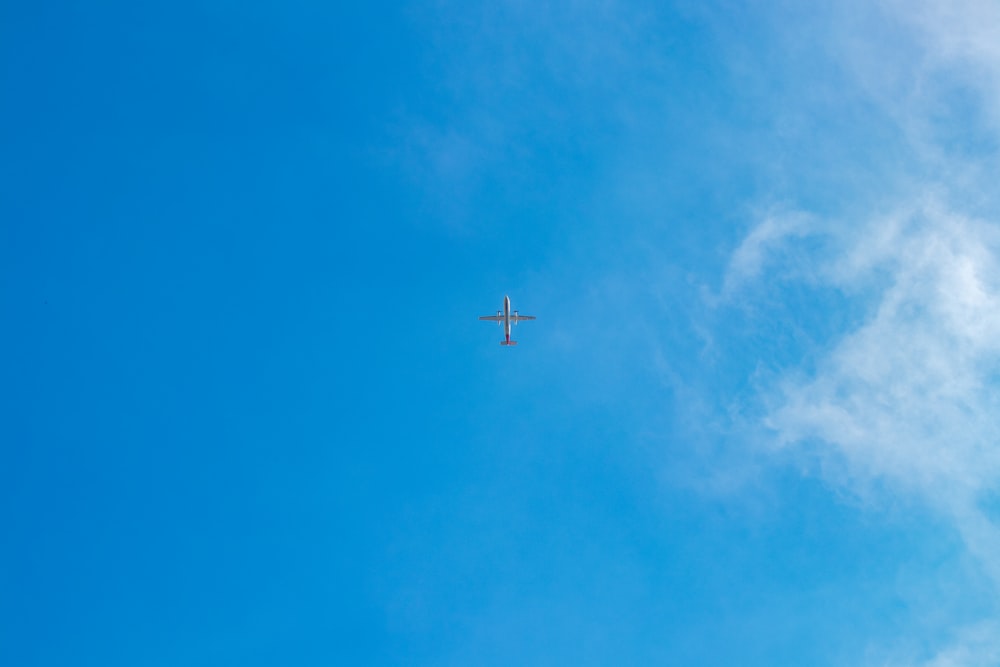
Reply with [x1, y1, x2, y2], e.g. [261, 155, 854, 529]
[886, 620, 1000, 667]
[727, 1, 1000, 663]
[720, 207, 819, 299]
[756, 197, 1000, 499]
[895, 0, 1000, 130]
[734, 188, 1000, 667]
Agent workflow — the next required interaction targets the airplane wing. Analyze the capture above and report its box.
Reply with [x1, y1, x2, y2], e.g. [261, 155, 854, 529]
[511, 315, 536, 322]
[479, 315, 503, 321]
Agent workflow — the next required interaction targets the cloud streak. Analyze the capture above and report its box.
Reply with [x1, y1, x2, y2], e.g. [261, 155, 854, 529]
[757, 199, 1000, 496]
[726, 2, 1000, 663]
[735, 183, 1000, 667]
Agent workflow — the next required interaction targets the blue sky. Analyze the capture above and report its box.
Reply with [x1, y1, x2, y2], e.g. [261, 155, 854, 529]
[5, 1, 1000, 665]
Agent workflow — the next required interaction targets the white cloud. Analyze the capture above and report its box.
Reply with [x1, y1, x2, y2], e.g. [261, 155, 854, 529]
[721, 208, 818, 297]
[894, 0, 1000, 114]
[724, 2, 1000, 663]
[891, 620, 1000, 667]
[737, 194, 1000, 667]
[760, 198, 1000, 495]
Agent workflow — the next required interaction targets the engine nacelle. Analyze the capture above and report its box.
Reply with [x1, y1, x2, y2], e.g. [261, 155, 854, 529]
[513, 310, 519, 325]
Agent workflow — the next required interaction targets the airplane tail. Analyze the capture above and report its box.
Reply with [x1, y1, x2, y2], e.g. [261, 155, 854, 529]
[500, 340, 518, 346]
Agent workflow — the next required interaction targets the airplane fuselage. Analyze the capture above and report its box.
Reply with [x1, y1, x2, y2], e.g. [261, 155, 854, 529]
[503, 294, 512, 343]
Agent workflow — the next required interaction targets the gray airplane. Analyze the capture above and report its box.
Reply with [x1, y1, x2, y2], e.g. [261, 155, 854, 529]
[480, 295, 535, 346]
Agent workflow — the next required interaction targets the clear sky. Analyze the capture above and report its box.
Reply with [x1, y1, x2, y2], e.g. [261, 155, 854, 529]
[5, 1, 1000, 665]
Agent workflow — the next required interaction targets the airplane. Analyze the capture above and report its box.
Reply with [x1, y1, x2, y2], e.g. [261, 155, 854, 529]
[480, 295, 535, 346]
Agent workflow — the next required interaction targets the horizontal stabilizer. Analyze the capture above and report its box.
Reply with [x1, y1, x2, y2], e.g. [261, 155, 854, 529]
[500, 340, 518, 346]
